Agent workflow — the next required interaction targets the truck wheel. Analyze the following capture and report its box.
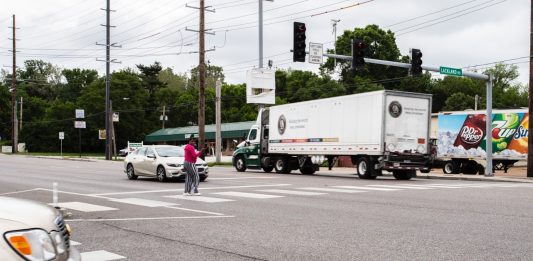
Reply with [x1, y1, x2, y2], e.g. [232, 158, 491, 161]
[393, 170, 413, 180]
[356, 158, 373, 179]
[420, 169, 431, 173]
[443, 161, 460, 174]
[274, 158, 291, 174]
[461, 160, 478, 175]
[300, 166, 316, 175]
[477, 164, 485, 175]
[235, 156, 247, 172]
[262, 166, 274, 173]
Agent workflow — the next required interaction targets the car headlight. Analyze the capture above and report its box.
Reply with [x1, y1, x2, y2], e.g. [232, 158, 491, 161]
[4, 229, 57, 261]
[202, 163, 208, 167]
[166, 163, 182, 168]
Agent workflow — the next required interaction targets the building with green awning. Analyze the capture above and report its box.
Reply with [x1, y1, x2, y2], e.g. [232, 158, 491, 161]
[144, 121, 255, 153]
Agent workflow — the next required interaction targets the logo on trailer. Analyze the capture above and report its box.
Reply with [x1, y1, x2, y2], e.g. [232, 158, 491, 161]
[388, 101, 402, 118]
[278, 115, 286, 135]
[459, 126, 484, 144]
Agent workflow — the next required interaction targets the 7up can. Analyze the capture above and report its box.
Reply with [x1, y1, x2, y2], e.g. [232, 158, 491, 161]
[481, 113, 521, 153]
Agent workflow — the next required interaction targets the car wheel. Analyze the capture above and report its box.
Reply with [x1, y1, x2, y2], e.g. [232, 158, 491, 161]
[200, 177, 207, 182]
[157, 166, 167, 182]
[126, 164, 138, 180]
[235, 156, 247, 172]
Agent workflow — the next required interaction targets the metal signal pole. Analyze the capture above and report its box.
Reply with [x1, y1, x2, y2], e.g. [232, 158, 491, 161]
[527, 2, 533, 178]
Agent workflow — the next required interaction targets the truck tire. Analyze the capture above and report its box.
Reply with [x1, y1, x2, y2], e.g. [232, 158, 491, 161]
[300, 166, 316, 175]
[461, 160, 478, 175]
[262, 166, 274, 173]
[393, 170, 413, 180]
[357, 158, 373, 179]
[274, 158, 291, 174]
[235, 156, 247, 172]
[443, 161, 460, 174]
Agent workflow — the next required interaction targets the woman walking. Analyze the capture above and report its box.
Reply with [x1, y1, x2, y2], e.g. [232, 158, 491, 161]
[183, 137, 203, 196]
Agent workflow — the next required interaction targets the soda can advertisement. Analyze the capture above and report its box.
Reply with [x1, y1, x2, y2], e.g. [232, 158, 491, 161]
[437, 111, 528, 159]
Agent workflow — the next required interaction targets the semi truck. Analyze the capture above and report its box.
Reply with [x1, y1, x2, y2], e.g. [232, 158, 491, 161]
[436, 109, 528, 174]
[232, 90, 433, 180]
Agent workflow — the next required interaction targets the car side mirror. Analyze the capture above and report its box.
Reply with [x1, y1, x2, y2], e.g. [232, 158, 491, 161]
[147, 154, 156, 159]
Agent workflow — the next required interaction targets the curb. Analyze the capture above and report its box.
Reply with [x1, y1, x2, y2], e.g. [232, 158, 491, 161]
[416, 174, 533, 183]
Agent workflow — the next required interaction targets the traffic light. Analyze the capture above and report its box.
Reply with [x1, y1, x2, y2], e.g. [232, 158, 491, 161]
[410, 48, 423, 75]
[293, 22, 306, 62]
[352, 38, 365, 69]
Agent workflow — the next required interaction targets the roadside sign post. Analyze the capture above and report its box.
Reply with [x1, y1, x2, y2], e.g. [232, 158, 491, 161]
[59, 132, 64, 157]
[320, 52, 493, 176]
[75, 109, 85, 158]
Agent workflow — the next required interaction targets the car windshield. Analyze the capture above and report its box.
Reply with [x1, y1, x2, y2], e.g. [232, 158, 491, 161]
[155, 147, 184, 157]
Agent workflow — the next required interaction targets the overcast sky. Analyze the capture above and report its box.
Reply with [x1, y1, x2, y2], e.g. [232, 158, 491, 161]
[0, 0, 529, 85]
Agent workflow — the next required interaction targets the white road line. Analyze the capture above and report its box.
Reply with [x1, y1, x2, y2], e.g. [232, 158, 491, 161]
[0, 188, 41, 196]
[164, 206, 227, 216]
[164, 195, 235, 203]
[110, 198, 179, 207]
[70, 240, 81, 246]
[333, 186, 400, 191]
[298, 187, 367, 193]
[212, 191, 285, 199]
[367, 185, 434, 190]
[397, 184, 464, 189]
[257, 189, 326, 196]
[208, 177, 278, 180]
[67, 216, 234, 222]
[80, 250, 125, 261]
[50, 202, 117, 212]
[91, 184, 291, 196]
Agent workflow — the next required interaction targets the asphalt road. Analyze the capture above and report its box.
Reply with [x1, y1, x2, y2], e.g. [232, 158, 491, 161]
[2, 154, 533, 261]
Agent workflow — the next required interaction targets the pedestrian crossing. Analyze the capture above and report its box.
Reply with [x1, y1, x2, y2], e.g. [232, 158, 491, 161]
[73, 241, 126, 261]
[51, 182, 533, 212]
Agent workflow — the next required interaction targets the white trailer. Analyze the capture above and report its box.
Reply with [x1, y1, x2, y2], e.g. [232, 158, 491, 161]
[436, 109, 528, 174]
[232, 90, 433, 180]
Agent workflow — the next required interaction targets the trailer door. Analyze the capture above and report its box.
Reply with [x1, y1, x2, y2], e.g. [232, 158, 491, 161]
[384, 94, 431, 154]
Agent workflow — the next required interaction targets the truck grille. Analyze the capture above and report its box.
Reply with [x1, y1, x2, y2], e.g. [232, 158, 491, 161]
[55, 215, 70, 251]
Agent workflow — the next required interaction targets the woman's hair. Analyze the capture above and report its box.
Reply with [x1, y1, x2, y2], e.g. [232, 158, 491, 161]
[188, 137, 196, 143]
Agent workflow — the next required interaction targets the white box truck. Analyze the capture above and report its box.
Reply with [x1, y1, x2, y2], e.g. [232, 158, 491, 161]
[232, 90, 433, 180]
[436, 109, 528, 174]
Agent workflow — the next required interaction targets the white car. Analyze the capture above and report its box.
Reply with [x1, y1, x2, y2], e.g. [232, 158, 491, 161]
[123, 145, 209, 182]
[0, 196, 81, 261]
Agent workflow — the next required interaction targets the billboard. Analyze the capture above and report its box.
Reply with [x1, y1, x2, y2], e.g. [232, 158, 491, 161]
[437, 111, 528, 159]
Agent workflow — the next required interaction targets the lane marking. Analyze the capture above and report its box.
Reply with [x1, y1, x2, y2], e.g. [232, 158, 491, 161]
[333, 186, 400, 191]
[68, 215, 235, 222]
[164, 206, 227, 216]
[80, 250, 125, 261]
[256, 189, 326, 196]
[298, 187, 367, 193]
[0, 188, 41, 196]
[164, 195, 235, 203]
[50, 202, 117, 212]
[208, 177, 278, 180]
[110, 198, 179, 207]
[212, 191, 284, 199]
[91, 184, 291, 196]
[367, 185, 433, 190]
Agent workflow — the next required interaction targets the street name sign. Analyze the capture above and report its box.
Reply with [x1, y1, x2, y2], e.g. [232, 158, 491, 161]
[439, 66, 462, 76]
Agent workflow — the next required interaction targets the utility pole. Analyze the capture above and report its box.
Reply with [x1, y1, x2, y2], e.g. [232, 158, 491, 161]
[199, 0, 206, 151]
[10, 15, 18, 153]
[215, 79, 221, 163]
[331, 19, 340, 68]
[19, 96, 22, 131]
[527, 1, 533, 178]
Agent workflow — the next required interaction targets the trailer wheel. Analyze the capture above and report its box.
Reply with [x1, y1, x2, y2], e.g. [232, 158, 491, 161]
[461, 160, 478, 175]
[262, 166, 274, 173]
[356, 158, 373, 179]
[235, 156, 247, 172]
[393, 170, 414, 180]
[443, 161, 460, 174]
[274, 158, 291, 174]
[300, 166, 316, 175]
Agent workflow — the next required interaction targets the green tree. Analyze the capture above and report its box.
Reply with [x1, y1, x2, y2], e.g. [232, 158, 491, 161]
[60, 68, 98, 101]
[442, 92, 474, 111]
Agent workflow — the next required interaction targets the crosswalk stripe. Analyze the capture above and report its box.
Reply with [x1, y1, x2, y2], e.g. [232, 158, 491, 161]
[397, 184, 464, 189]
[164, 195, 235, 203]
[367, 185, 433, 190]
[333, 186, 400, 191]
[50, 202, 117, 212]
[212, 191, 284, 199]
[110, 198, 179, 207]
[80, 250, 125, 261]
[257, 189, 326, 196]
[70, 240, 81, 246]
[298, 187, 366, 193]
